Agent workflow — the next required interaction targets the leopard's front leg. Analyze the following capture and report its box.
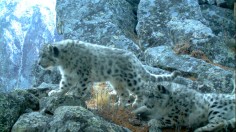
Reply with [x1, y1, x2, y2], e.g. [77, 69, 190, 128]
[148, 119, 163, 132]
[48, 75, 73, 96]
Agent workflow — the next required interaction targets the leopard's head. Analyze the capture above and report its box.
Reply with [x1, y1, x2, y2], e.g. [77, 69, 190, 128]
[144, 85, 170, 108]
[38, 44, 60, 70]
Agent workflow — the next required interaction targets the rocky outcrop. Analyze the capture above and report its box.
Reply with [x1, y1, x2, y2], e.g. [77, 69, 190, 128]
[1, 0, 235, 131]
[145, 46, 235, 93]
[136, 0, 205, 48]
[40, 95, 86, 114]
[56, 0, 140, 54]
[136, 0, 235, 68]
[200, 4, 235, 36]
[11, 112, 49, 132]
[49, 106, 130, 132]
[1, 87, 130, 132]
[12, 106, 131, 132]
[0, 90, 39, 131]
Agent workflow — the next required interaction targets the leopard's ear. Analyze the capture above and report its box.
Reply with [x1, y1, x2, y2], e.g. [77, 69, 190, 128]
[48, 45, 59, 57]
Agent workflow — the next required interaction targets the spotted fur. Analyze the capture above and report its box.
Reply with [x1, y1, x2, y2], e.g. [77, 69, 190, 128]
[133, 85, 236, 131]
[38, 39, 180, 107]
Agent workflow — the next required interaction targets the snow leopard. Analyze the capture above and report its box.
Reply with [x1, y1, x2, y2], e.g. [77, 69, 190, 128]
[38, 39, 180, 107]
[133, 85, 236, 132]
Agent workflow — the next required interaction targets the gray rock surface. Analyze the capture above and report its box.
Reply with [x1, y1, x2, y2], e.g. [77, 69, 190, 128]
[49, 106, 130, 132]
[0, 90, 39, 131]
[40, 95, 86, 114]
[12, 106, 131, 132]
[198, 0, 234, 9]
[145, 46, 234, 93]
[136, 0, 204, 48]
[56, 0, 140, 54]
[12, 112, 49, 132]
[144, 65, 213, 93]
[136, 0, 235, 68]
[166, 19, 214, 47]
[200, 4, 235, 36]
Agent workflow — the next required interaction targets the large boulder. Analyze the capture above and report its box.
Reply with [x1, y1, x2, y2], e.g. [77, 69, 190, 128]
[49, 106, 131, 132]
[145, 46, 235, 93]
[11, 112, 49, 132]
[0, 90, 39, 131]
[56, 0, 140, 54]
[12, 106, 131, 132]
[136, 0, 205, 48]
[200, 4, 235, 36]
[136, 0, 235, 68]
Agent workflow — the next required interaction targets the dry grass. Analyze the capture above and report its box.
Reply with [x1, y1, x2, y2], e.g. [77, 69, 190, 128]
[86, 82, 149, 132]
[173, 42, 234, 71]
[86, 83, 193, 132]
[173, 42, 191, 55]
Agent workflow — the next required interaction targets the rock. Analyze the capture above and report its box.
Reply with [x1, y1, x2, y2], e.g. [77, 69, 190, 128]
[0, 0, 62, 91]
[49, 106, 131, 132]
[56, 0, 140, 54]
[144, 65, 211, 93]
[12, 106, 131, 132]
[166, 18, 235, 68]
[167, 19, 235, 68]
[39, 95, 86, 114]
[198, 0, 234, 9]
[144, 46, 234, 93]
[136, 0, 235, 68]
[27, 86, 55, 99]
[166, 19, 214, 46]
[200, 4, 235, 36]
[136, 0, 205, 48]
[11, 112, 49, 132]
[0, 90, 39, 131]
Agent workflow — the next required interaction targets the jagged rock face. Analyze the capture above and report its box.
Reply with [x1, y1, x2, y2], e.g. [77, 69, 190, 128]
[0, 0, 62, 91]
[200, 5, 235, 36]
[55, 0, 140, 54]
[136, 0, 205, 48]
[12, 106, 131, 132]
[136, 0, 235, 68]
[145, 46, 235, 93]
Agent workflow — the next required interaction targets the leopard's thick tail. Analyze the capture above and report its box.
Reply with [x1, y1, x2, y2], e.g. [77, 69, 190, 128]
[143, 70, 181, 82]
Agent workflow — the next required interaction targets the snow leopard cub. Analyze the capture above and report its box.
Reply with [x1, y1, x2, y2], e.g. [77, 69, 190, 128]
[38, 39, 180, 107]
[133, 85, 235, 132]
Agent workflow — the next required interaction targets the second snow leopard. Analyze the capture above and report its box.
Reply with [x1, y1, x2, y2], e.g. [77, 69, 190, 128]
[133, 85, 236, 132]
[38, 39, 180, 107]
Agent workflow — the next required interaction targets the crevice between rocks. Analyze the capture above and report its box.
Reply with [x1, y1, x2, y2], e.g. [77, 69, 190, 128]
[124, 0, 140, 43]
